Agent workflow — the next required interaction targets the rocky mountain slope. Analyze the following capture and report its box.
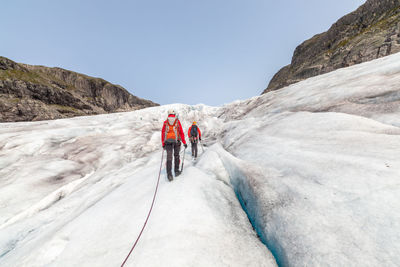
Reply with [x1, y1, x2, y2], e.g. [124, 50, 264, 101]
[264, 0, 400, 93]
[0, 56, 158, 122]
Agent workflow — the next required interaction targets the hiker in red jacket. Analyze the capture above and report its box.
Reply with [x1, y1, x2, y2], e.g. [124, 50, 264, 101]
[161, 109, 187, 181]
[188, 121, 201, 159]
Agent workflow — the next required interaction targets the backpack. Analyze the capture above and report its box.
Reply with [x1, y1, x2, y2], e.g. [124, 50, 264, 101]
[190, 125, 198, 137]
[165, 118, 179, 143]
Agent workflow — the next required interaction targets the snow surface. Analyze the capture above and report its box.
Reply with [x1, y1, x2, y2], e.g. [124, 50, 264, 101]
[1, 52, 400, 266]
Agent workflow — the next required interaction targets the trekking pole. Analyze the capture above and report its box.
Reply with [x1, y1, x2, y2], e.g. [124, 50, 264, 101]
[200, 140, 205, 153]
[181, 146, 186, 172]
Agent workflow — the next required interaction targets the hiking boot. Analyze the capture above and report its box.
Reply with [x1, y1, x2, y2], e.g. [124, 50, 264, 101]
[175, 170, 181, 177]
[167, 173, 173, 181]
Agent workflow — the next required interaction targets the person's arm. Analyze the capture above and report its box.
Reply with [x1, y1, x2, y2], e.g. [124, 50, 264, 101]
[178, 120, 186, 145]
[161, 122, 166, 147]
[198, 127, 201, 140]
[188, 126, 191, 139]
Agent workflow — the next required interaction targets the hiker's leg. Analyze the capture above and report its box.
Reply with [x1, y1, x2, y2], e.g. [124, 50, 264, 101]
[166, 143, 173, 175]
[174, 141, 181, 173]
[194, 142, 198, 158]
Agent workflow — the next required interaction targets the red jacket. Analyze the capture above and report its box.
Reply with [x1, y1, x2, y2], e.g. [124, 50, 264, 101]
[161, 114, 186, 146]
[188, 125, 201, 139]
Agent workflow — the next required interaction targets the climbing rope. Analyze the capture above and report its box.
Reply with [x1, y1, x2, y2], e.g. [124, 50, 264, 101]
[121, 150, 165, 267]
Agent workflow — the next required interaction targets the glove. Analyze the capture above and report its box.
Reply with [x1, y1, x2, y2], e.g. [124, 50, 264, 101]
[162, 144, 166, 150]
[184, 144, 187, 149]
[199, 138, 201, 141]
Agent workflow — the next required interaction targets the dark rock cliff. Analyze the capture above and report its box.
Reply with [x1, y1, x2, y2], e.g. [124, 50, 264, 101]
[0, 57, 158, 122]
[264, 0, 400, 93]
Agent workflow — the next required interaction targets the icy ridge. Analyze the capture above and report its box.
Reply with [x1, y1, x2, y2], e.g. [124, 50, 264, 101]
[210, 144, 285, 266]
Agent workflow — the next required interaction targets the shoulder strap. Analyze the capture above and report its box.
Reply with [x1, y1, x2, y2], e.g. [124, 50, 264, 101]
[167, 117, 177, 126]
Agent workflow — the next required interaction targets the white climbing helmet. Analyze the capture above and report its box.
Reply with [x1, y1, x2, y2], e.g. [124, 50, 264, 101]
[168, 109, 176, 115]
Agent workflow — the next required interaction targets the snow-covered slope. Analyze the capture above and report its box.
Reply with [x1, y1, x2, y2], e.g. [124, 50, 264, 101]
[0, 106, 276, 267]
[1, 53, 400, 266]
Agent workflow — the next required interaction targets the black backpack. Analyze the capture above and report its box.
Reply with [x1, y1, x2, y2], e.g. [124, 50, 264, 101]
[190, 125, 198, 137]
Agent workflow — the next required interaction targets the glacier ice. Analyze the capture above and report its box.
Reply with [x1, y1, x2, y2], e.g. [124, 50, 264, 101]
[1, 53, 400, 266]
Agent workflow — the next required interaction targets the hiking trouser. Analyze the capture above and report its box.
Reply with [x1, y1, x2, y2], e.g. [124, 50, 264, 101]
[166, 141, 181, 175]
[191, 142, 198, 158]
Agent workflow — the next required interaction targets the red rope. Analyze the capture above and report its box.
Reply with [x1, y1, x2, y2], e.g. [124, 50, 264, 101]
[121, 150, 164, 267]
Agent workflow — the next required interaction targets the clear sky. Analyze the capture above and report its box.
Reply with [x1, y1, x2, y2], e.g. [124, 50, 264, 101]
[2, 0, 365, 106]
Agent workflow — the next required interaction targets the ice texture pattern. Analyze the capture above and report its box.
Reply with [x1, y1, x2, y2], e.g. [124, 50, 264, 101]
[1, 52, 400, 266]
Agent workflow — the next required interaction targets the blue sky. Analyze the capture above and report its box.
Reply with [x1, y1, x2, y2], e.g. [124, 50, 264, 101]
[2, 0, 365, 106]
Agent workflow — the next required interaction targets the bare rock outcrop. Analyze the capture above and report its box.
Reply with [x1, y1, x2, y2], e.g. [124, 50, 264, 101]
[0, 57, 158, 122]
[264, 0, 400, 93]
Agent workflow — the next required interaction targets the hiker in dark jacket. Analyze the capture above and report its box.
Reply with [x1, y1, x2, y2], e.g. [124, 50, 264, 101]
[161, 109, 187, 181]
[187, 121, 201, 159]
